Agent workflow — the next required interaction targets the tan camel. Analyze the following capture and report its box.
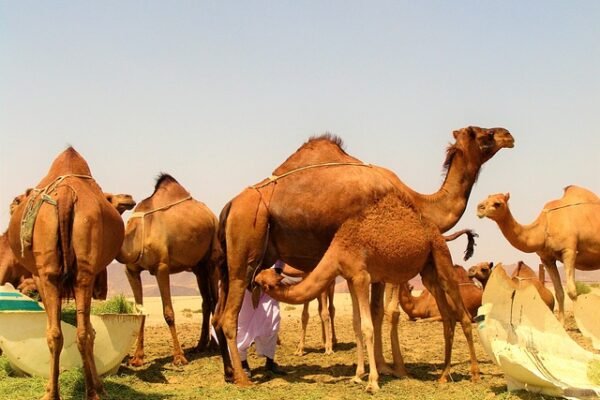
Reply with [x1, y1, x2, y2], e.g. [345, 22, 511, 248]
[255, 192, 479, 392]
[117, 173, 222, 366]
[468, 261, 555, 311]
[281, 264, 337, 356]
[7, 147, 124, 400]
[398, 265, 483, 322]
[476, 186, 600, 323]
[214, 127, 513, 388]
[1, 192, 134, 301]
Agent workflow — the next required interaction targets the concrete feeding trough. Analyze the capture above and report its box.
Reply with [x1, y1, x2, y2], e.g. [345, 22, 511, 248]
[0, 284, 142, 378]
[476, 266, 600, 399]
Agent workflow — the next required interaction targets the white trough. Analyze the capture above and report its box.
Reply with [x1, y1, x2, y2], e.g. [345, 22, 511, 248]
[0, 284, 142, 378]
[476, 266, 600, 399]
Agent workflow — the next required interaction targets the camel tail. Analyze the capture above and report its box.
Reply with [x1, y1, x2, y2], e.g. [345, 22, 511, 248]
[213, 201, 232, 327]
[57, 190, 76, 299]
[443, 228, 478, 261]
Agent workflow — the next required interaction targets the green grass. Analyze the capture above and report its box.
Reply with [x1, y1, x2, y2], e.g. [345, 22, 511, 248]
[61, 294, 135, 326]
[576, 282, 592, 296]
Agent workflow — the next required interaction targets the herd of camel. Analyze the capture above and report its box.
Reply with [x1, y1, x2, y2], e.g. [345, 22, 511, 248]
[1, 125, 600, 399]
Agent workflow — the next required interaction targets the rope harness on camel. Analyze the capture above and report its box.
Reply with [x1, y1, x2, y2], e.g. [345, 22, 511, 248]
[543, 201, 600, 240]
[127, 196, 192, 264]
[248, 161, 373, 290]
[19, 174, 93, 257]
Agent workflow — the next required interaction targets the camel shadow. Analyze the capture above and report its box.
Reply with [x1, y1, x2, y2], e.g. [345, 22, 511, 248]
[296, 341, 355, 355]
[489, 384, 563, 399]
[65, 372, 171, 400]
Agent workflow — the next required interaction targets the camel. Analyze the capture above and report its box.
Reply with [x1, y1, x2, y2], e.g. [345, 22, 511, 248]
[281, 264, 337, 356]
[214, 126, 513, 388]
[468, 260, 555, 311]
[255, 192, 479, 392]
[1, 192, 135, 302]
[476, 186, 600, 323]
[398, 264, 483, 322]
[116, 174, 222, 367]
[7, 147, 124, 400]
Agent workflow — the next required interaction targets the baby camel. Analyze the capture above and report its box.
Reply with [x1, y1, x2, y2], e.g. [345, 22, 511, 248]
[256, 192, 479, 393]
[468, 261, 554, 311]
[398, 265, 482, 322]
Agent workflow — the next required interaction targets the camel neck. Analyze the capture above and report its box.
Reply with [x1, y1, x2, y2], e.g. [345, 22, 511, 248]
[495, 208, 545, 253]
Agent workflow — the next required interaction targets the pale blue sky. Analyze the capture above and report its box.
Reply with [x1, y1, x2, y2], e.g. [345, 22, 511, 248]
[1, 2, 599, 271]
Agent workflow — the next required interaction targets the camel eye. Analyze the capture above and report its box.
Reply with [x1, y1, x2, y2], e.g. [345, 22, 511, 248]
[493, 202, 501, 208]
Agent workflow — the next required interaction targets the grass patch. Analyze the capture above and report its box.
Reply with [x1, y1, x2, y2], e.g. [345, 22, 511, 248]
[62, 294, 135, 326]
[576, 282, 591, 296]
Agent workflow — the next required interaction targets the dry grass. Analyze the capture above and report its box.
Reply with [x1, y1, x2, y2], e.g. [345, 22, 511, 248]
[0, 294, 592, 400]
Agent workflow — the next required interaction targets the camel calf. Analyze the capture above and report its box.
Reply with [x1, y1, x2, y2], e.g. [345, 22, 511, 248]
[468, 261, 555, 311]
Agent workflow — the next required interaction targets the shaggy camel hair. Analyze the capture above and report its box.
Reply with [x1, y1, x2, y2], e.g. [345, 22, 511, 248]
[117, 174, 222, 366]
[214, 127, 513, 390]
[468, 261, 555, 311]
[255, 192, 479, 392]
[8, 147, 124, 400]
[398, 264, 483, 322]
[281, 264, 337, 356]
[477, 186, 599, 323]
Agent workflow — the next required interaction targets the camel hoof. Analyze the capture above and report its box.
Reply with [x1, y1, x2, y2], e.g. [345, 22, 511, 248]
[172, 354, 189, 366]
[128, 356, 144, 367]
[293, 348, 305, 356]
[41, 395, 61, 400]
[235, 375, 254, 387]
[351, 375, 363, 384]
[376, 363, 395, 376]
[438, 375, 449, 384]
[324, 349, 334, 355]
[392, 368, 410, 379]
[365, 381, 380, 393]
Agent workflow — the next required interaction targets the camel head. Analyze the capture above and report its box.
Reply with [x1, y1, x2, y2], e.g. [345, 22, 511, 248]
[254, 268, 284, 291]
[467, 261, 494, 283]
[9, 188, 32, 215]
[104, 193, 137, 215]
[476, 193, 510, 220]
[452, 126, 514, 164]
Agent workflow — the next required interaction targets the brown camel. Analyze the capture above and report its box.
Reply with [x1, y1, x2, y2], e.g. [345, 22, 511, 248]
[1, 192, 135, 301]
[398, 264, 483, 322]
[7, 147, 124, 400]
[281, 264, 337, 356]
[476, 186, 600, 323]
[255, 192, 479, 392]
[468, 260, 555, 311]
[214, 127, 512, 388]
[116, 174, 222, 367]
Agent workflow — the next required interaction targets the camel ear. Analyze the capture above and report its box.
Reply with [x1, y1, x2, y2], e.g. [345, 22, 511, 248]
[504, 193, 510, 201]
[104, 193, 113, 203]
[489, 262, 494, 269]
[453, 129, 460, 139]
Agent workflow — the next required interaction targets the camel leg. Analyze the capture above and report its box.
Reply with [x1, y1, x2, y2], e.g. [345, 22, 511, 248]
[349, 272, 379, 393]
[125, 266, 146, 367]
[371, 282, 394, 375]
[195, 270, 212, 351]
[156, 263, 188, 366]
[318, 290, 334, 355]
[562, 249, 578, 302]
[75, 272, 104, 400]
[220, 276, 252, 386]
[387, 284, 408, 378]
[349, 282, 365, 384]
[328, 283, 337, 346]
[543, 259, 565, 324]
[39, 275, 63, 400]
[428, 239, 480, 382]
[294, 301, 310, 356]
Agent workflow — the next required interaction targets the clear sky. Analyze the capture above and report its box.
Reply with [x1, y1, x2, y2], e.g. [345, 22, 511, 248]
[1, 2, 599, 271]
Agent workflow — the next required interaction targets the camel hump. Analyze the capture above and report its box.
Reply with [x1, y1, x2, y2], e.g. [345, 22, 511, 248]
[154, 173, 180, 190]
[41, 147, 92, 185]
[561, 185, 599, 202]
[512, 261, 536, 278]
[272, 133, 362, 175]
